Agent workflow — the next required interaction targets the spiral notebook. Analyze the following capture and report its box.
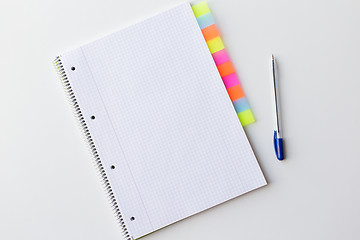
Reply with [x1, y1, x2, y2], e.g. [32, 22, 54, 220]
[54, 2, 266, 240]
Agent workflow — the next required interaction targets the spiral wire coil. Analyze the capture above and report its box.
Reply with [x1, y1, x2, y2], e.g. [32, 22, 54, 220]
[53, 56, 132, 240]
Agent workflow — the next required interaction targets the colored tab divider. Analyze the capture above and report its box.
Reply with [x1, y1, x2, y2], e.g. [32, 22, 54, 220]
[191, 1, 255, 126]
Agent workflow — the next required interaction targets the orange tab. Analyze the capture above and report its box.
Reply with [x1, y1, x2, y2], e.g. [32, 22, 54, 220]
[201, 24, 220, 42]
[226, 85, 244, 101]
[217, 61, 235, 77]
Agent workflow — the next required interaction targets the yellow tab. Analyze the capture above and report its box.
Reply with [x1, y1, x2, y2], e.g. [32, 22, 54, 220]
[237, 109, 255, 126]
[206, 36, 225, 54]
[191, 1, 211, 18]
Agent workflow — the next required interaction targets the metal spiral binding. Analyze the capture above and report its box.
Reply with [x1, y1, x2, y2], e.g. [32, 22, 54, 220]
[54, 56, 132, 240]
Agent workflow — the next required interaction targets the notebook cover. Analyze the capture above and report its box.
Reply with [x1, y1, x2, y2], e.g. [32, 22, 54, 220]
[54, 3, 266, 239]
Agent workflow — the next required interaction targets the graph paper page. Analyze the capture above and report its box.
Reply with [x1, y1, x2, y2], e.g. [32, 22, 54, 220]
[60, 2, 266, 239]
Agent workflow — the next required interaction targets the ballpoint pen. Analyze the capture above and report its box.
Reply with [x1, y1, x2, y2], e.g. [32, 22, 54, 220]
[271, 54, 284, 160]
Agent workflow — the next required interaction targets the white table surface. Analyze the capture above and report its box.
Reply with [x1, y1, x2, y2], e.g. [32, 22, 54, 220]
[1, 0, 360, 239]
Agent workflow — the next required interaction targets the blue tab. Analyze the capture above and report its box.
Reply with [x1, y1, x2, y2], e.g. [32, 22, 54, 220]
[232, 97, 250, 113]
[196, 13, 215, 29]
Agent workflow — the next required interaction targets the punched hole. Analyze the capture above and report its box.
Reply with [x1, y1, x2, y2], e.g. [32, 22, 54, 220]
[130, 217, 135, 221]
[110, 165, 115, 169]
[91, 115, 95, 120]
[71, 66, 76, 71]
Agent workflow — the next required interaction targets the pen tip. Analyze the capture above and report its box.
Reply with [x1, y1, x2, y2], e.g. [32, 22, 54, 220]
[272, 54, 274, 60]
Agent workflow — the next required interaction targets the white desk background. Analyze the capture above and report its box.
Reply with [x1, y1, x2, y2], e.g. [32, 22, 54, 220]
[1, 0, 359, 239]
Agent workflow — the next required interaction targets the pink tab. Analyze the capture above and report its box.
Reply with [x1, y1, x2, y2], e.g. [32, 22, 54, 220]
[222, 73, 239, 89]
[212, 49, 230, 66]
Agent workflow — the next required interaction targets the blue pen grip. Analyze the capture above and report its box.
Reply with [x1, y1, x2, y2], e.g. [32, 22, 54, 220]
[273, 131, 284, 160]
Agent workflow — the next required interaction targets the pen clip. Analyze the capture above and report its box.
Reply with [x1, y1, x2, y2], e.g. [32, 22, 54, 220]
[273, 131, 284, 160]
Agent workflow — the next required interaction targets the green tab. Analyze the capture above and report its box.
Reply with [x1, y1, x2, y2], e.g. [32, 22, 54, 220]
[237, 109, 255, 126]
[191, 1, 210, 18]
